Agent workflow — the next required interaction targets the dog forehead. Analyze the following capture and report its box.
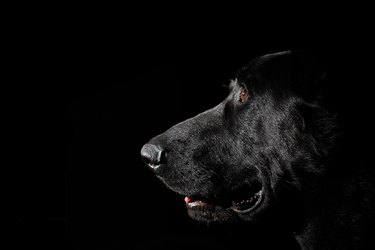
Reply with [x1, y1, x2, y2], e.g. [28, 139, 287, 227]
[235, 49, 325, 100]
[236, 50, 292, 85]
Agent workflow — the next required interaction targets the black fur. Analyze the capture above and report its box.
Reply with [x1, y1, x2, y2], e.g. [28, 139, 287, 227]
[141, 50, 375, 249]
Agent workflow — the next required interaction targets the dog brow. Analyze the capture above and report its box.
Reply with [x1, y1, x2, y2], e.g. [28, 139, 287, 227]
[228, 79, 238, 90]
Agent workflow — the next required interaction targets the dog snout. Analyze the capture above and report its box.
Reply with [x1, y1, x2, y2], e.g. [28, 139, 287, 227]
[140, 143, 165, 170]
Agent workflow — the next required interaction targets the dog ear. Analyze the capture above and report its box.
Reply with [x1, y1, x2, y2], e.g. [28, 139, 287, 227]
[241, 50, 326, 99]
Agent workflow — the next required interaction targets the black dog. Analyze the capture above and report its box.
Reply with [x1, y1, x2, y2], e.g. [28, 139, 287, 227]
[141, 50, 374, 249]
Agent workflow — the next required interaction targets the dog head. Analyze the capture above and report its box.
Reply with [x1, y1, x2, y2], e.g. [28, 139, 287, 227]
[141, 50, 335, 224]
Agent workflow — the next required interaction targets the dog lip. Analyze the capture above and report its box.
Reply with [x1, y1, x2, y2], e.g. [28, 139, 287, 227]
[184, 185, 263, 212]
[186, 200, 210, 208]
[230, 189, 264, 214]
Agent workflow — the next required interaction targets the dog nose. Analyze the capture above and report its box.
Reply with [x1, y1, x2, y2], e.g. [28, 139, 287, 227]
[140, 143, 164, 170]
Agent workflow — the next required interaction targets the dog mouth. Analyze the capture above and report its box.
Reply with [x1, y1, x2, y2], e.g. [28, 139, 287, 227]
[184, 185, 263, 214]
[230, 189, 263, 213]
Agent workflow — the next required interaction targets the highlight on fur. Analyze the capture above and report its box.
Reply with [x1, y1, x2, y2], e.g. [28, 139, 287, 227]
[141, 50, 375, 249]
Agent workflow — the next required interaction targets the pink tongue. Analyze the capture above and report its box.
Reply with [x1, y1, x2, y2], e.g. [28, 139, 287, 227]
[184, 196, 193, 203]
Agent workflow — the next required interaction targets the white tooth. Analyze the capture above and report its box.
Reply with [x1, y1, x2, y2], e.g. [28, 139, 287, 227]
[187, 201, 200, 208]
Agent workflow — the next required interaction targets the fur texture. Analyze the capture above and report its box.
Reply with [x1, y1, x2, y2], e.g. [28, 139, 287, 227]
[141, 50, 375, 249]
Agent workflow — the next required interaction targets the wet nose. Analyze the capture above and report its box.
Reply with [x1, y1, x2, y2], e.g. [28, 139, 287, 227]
[140, 143, 164, 170]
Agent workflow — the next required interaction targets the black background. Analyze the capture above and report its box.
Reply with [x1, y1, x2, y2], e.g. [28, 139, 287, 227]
[12, 12, 374, 250]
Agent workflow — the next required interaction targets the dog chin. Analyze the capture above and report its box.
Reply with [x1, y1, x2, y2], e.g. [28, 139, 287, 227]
[186, 204, 239, 223]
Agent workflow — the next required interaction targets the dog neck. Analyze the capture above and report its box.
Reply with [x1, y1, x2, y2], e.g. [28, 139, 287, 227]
[294, 163, 374, 249]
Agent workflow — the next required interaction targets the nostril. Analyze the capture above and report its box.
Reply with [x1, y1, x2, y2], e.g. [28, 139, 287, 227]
[140, 143, 164, 170]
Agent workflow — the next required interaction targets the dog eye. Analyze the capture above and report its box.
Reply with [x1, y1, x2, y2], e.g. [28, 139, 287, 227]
[239, 86, 249, 103]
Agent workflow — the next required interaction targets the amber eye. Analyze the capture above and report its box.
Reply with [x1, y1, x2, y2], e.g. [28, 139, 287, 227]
[239, 86, 249, 103]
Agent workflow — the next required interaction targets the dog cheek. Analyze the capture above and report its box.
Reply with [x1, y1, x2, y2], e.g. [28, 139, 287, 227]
[192, 144, 216, 167]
